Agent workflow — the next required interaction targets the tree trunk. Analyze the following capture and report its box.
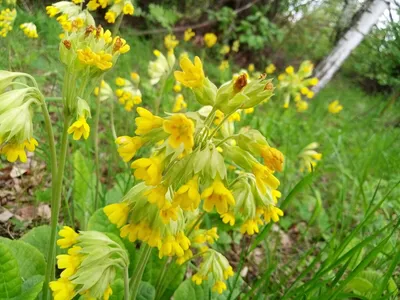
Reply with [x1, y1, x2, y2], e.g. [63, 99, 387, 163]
[313, 0, 389, 93]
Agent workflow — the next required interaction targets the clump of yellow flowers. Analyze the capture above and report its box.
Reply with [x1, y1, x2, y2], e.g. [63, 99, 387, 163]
[49, 226, 129, 300]
[276, 61, 319, 110]
[58, 24, 130, 139]
[114, 74, 142, 111]
[0, 7, 16, 37]
[203, 32, 217, 48]
[104, 55, 285, 294]
[19, 22, 39, 38]
[328, 99, 343, 114]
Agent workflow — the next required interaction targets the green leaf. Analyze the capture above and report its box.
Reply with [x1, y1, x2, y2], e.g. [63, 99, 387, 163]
[346, 277, 373, 294]
[74, 150, 94, 229]
[16, 275, 44, 300]
[0, 243, 22, 299]
[137, 281, 155, 300]
[0, 238, 45, 280]
[173, 279, 205, 300]
[20, 225, 51, 261]
[109, 279, 124, 300]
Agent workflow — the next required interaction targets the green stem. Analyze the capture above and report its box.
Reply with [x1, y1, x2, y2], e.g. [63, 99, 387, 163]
[124, 267, 130, 300]
[42, 114, 72, 300]
[187, 212, 205, 237]
[154, 258, 169, 299]
[45, 97, 63, 101]
[93, 76, 104, 211]
[209, 110, 237, 138]
[155, 77, 167, 115]
[130, 244, 152, 299]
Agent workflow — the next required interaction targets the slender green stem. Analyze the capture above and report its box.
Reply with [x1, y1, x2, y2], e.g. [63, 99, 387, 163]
[130, 244, 152, 299]
[124, 267, 130, 300]
[209, 110, 237, 138]
[187, 212, 205, 237]
[110, 96, 117, 140]
[154, 258, 169, 299]
[42, 114, 72, 300]
[155, 77, 167, 115]
[45, 97, 63, 101]
[93, 76, 104, 211]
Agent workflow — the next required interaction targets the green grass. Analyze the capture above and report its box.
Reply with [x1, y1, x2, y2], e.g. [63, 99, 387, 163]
[1, 6, 400, 299]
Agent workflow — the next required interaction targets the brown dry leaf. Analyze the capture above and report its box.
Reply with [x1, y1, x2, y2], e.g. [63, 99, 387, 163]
[15, 205, 36, 221]
[37, 204, 51, 219]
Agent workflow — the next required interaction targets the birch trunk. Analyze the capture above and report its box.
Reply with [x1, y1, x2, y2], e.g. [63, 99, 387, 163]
[313, 0, 389, 93]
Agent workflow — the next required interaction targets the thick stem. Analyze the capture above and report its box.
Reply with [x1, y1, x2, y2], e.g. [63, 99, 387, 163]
[154, 258, 169, 299]
[42, 114, 72, 300]
[129, 244, 152, 300]
[124, 267, 130, 300]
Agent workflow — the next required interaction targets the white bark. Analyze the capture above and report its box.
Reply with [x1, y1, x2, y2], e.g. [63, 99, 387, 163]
[313, 0, 390, 93]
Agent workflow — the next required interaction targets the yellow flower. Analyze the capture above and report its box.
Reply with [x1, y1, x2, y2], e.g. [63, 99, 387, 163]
[49, 277, 75, 300]
[203, 33, 217, 48]
[278, 74, 286, 81]
[213, 110, 224, 125]
[220, 45, 230, 55]
[130, 72, 140, 83]
[105, 11, 117, 23]
[159, 202, 179, 224]
[103, 203, 130, 228]
[328, 100, 343, 114]
[164, 34, 179, 50]
[115, 136, 143, 162]
[221, 212, 235, 226]
[201, 179, 235, 214]
[223, 266, 234, 280]
[158, 234, 187, 258]
[184, 28, 195, 41]
[218, 60, 229, 71]
[213, 280, 227, 294]
[272, 190, 281, 204]
[115, 77, 126, 86]
[176, 249, 193, 265]
[265, 64, 276, 74]
[56, 246, 82, 278]
[263, 205, 284, 223]
[46, 6, 59, 17]
[173, 176, 201, 211]
[285, 66, 294, 75]
[57, 226, 79, 249]
[300, 87, 309, 95]
[306, 91, 314, 99]
[228, 112, 241, 123]
[174, 56, 205, 88]
[113, 37, 130, 54]
[20, 23, 38, 38]
[163, 114, 195, 150]
[1, 138, 38, 163]
[252, 163, 280, 193]
[248, 64, 255, 72]
[309, 77, 319, 86]
[244, 107, 254, 114]
[260, 146, 284, 172]
[87, 0, 100, 10]
[192, 273, 206, 285]
[240, 218, 263, 235]
[135, 107, 163, 135]
[123, 2, 134, 15]
[68, 116, 90, 140]
[131, 157, 163, 186]
[173, 82, 182, 93]
[296, 100, 308, 112]
[172, 94, 187, 112]
[144, 185, 167, 208]
[103, 286, 113, 300]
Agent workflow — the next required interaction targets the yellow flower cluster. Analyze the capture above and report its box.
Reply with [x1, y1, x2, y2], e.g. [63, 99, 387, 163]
[0, 8, 16, 37]
[50, 227, 128, 300]
[19, 22, 39, 38]
[86, 0, 134, 23]
[298, 142, 322, 172]
[164, 34, 179, 50]
[203, 32, 217, 48]
[183, 28, 195, 41]
[103, 56, 285, 294]
[276, 61, 319, 110]
[328, 99, 343, 114]
[115, 75, 142, 111]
